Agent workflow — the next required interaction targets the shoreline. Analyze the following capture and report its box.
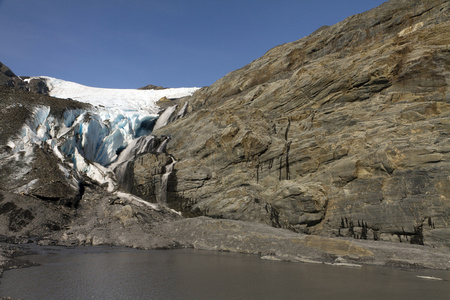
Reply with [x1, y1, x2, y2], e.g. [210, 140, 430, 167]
[1, 216, 449, 282]
[1, 244, 448, 300]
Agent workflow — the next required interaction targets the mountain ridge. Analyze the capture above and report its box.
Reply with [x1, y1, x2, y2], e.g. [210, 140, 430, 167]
[0, 0, 449, 271]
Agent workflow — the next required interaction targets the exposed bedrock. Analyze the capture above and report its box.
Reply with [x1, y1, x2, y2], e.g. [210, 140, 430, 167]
[0, 61, 49, 94]
[128, 0, 450, 249]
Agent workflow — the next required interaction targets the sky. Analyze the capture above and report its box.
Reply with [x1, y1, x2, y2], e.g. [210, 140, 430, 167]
[0, 0, 387, 89]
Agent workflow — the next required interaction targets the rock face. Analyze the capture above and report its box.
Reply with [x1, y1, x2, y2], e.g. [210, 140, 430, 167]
[132, 0, 450, 249]
[0, 61, 22, 87]
[1, 61, 49, 93]
[138, 84, 166, 90]
[21, 77, 50, 94]
[1, 0, 450, 272]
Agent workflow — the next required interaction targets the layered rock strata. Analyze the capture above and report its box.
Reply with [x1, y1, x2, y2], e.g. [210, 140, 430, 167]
[139, 0, 450, 249]
[0, 0, 449, 272]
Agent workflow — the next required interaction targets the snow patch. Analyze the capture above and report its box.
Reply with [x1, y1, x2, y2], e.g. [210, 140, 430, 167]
[114, 192, 160, 211]
[416, 275, 443, 281]
[14, 179, 39, 194]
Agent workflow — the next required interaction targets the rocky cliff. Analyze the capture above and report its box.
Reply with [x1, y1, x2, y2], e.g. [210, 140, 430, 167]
[128, 0, 450, 249]
[1, 0, 450, 272]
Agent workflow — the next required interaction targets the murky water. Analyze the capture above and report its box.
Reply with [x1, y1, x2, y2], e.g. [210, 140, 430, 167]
[0, 246, 449, 300]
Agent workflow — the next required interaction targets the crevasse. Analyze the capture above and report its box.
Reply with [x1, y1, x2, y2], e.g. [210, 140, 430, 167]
[7, 77, 198, 193]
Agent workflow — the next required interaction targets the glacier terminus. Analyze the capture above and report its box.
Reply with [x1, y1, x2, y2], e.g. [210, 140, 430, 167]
[6, 76, 199, 197]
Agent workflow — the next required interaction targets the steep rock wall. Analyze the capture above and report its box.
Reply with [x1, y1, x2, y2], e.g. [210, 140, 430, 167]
[131, 0, 449, 248]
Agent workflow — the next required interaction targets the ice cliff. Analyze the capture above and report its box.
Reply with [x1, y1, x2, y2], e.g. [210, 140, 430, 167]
[6, 77, 198, 192]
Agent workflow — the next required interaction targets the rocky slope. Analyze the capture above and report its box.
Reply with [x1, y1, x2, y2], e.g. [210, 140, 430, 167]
[0, 0, 449, 273]
[140, 0, 450, 249]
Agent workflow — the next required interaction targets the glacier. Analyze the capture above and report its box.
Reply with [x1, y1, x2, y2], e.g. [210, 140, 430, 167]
[29, 76, 198, 115]
[7, 77, 199, 193]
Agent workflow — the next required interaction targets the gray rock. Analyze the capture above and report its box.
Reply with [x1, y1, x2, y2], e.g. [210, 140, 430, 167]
[22, 77, 50, 94]
[0, 62, 50, 93]
[0, 0, 449, 272]
[138, 84, 166, 90]
[0, 62, 17, 87]
[135, 0, 450, 249]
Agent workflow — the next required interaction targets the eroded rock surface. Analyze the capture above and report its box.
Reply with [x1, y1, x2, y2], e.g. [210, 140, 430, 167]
[0, 0, 449, 273]
[144, 0, 450, 249]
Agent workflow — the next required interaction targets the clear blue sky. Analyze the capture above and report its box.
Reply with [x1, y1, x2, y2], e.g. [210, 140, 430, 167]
[0, 0, 386, 89]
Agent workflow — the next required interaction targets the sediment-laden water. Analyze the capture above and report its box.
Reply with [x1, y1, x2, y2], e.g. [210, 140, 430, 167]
[0, 246, 449, 300]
